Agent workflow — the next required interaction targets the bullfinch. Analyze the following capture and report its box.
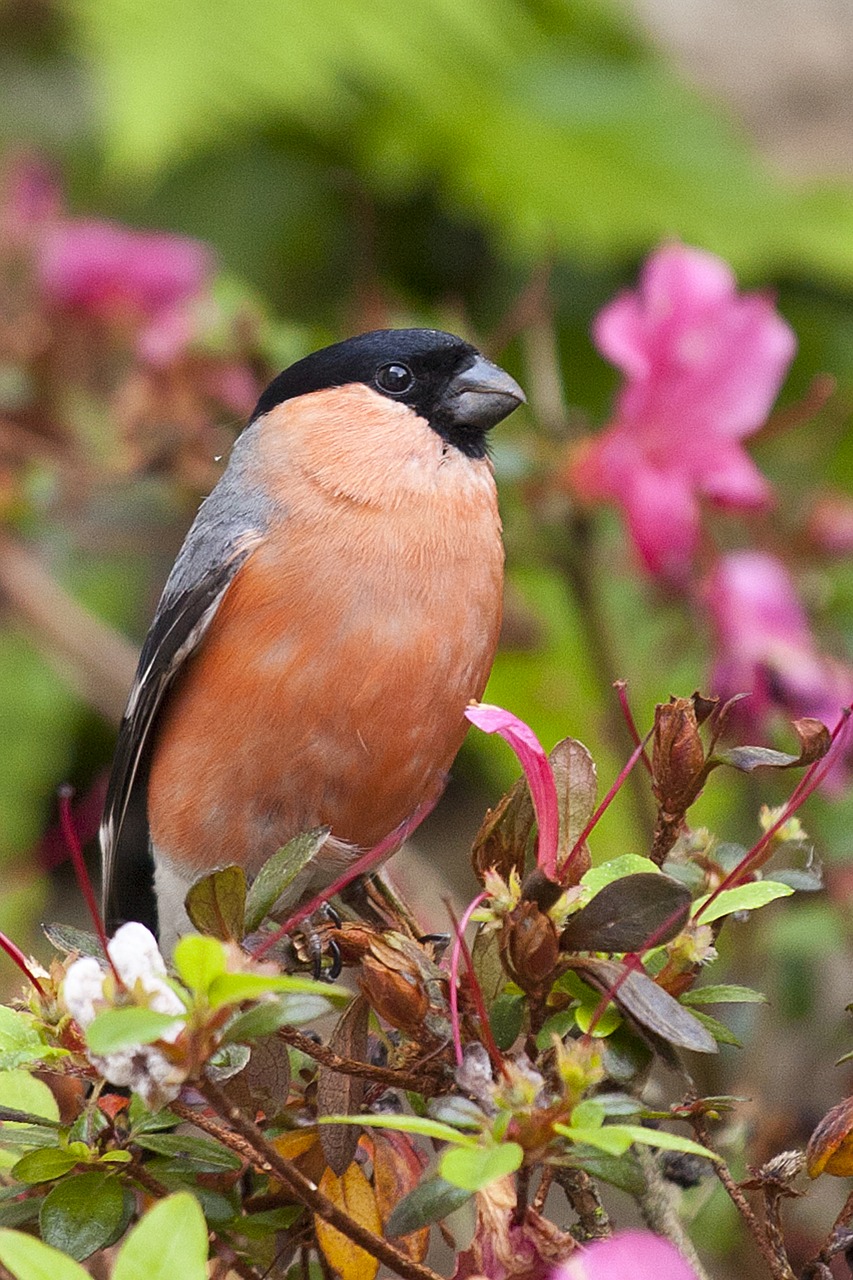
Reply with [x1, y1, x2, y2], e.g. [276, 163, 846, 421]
[100, 328, 525, 955]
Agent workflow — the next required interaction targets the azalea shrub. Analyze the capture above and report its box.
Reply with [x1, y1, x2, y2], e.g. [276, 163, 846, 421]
[4, 150, 853, 1280]
[0, 694, 848, 1280]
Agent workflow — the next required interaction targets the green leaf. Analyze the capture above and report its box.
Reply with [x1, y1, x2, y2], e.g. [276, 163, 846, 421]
[693, 882, 794, 924]
[0, 1196, 45, 1229]
[683, 1009, 743, 1048]
[172, 934, 227, 994]
[489, 992, 525, 1050]
[184, 865, 246, 941]
[0, 1228, 91, 1280]
[599, 1125, 721, 1162]
[41, 924, 105, 960]
[317, 1114, 477, 1147]
[0, 1074, 60, 1126]
[244, 828, 330, 932]
[85, 1008, 183, 1055]
[127, 1099, 179, 1133]
[221, 997, 299, 1043]
[0, 1010, 46, 1056]
[573, 999, 622, 1038]
[680, 985, 767, 1006]
[206, 971, 347, 1009]
[557, 1124, 633, 1156]
[570, 1100, 605, 1130]
[40, 1173, 134, 1261]
[11, 1148, 84, 1185]
[385, 1177, 472, 1237]
[134, 1133, 242, 1173]
[580, 856, 660, 896]
[567, 1147, 647, 1197]
[534, 1008, 576, 1051]
[439, 1142, 524, 1191]
[112, 1192, 209, 1280]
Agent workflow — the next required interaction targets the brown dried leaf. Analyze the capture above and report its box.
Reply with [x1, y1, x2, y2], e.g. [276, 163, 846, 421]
[373, 1130, 430, 1261]
[318, 995, 370, 1175]
[241, 1036, 292, 1119]
[316, 1163, 382, 1280]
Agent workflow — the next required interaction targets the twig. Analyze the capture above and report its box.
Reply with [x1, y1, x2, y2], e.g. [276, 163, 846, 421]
[552, 1167, 611, 1242]
[276, 1024, 446, 1095]
[0, 531, 138, 724]
[691, 1116, 785, 1279]
[196, 1077, 444, 1280]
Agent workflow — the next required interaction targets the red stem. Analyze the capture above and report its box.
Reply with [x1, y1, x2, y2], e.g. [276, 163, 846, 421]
[561, 730, 653, 876]
[0, 931, 45, 997]
[58, 785, 122, 986]
[694, 707, 851, 923]
[613, 681, 653, 776]
[251, 796, 438, 960]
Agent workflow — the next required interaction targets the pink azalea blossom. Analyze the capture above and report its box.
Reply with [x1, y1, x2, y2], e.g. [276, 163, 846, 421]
[37, 218, 211, 327]
[568, 243, 796, 582]
[707, 551, 853, 783]
[465, 702, 559, 878]
[554, 1230, 700, 1280]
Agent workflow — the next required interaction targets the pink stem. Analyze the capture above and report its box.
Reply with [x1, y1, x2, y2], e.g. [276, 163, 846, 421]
[448, 892, 487, 1067]
[252, 796, 439, 960]
[694, 708, 851, 923]
[614, 680, 653, 776]
[561, 730, 653, 875]
[0, 931, 45, 997]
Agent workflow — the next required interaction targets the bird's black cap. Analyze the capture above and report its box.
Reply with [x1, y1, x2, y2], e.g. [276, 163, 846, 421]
[251, 328, 525, 458]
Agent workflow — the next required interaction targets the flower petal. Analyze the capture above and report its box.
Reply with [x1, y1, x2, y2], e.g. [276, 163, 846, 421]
[556, 1229, 701, 1280]
[465, 703, 559, 878]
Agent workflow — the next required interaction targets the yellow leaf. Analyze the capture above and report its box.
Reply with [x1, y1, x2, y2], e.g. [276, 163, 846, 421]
[315, 1164, 382, 1280]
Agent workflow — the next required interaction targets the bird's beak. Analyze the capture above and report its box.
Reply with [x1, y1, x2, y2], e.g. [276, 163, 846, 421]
[443, 355, 526, 431]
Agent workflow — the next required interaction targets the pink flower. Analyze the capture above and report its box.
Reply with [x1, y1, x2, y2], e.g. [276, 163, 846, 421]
[38, 218, 211, 325]
[465, 702, 559, 878]
[707, 551, 853, 780]
[569, 244, 796, 582]
[0, 154, 61, 244]
[554, 1230, 700, 1280]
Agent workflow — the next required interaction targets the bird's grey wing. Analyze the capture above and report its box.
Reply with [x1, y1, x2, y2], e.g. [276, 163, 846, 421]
[100, 460, 269, 935]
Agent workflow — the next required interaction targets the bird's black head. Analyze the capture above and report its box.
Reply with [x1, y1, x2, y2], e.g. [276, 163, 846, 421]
[250, 328, 525, 459]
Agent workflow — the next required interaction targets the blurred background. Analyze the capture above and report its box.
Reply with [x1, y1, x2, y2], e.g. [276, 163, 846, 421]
[3, 0, 853, 1270]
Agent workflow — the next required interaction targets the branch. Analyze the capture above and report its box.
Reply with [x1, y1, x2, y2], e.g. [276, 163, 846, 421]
[276, 1024, 446, 1096]
[0, 531, 138, 723]
[195, 1077, 444, 1280]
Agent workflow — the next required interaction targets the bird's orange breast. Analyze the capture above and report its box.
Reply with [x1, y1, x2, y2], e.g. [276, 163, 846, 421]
[147, 386, 504, 879]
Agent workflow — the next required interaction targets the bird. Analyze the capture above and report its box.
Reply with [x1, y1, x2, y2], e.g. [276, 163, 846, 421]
[100, 328, 525, 957]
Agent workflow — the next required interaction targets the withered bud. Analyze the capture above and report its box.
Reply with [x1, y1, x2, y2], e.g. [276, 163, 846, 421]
[521, 868, 564, 913]
[358, 954, 430, 1036]
[499, 902, 560, 996]
[471, 775, 534, 885]
[653, 697, 707, 815]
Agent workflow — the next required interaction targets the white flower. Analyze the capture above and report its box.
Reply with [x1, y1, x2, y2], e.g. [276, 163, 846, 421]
[62, 923, 187, 1108]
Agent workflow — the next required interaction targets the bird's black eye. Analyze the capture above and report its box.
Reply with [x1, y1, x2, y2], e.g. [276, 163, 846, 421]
[375, 362, 414, 395]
